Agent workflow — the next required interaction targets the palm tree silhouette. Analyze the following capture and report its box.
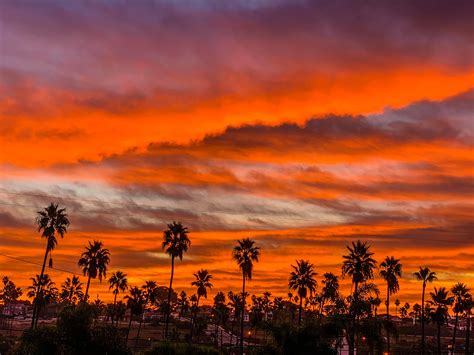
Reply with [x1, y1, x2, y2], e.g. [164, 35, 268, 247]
[78, 240, 110, 302]
[232, 237, 260, 355]
[380, 256, 402, 354]
[342, 240, 376, 355]
[135, 280, 159, 349]
[162, 221, 190, 338]
[289, 259, 317, 326]
[228, 291, 243, 348]
[125, 286, 145, 345]
[190, 269, 213, 339]
[60, 275, 83, 304]
[319, 272, 339, 319]
[108, 271, 128, 325]
[429, 287, 453, 354]
[32, 203, 69, 328]
[27, 274, 58, 326]
[450, 282, 470, 354]
[414, 266, 437, 355]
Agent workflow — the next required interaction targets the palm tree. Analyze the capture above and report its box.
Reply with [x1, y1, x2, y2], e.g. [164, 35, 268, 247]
[108, 271, 128, 325]
[60, 276, 84, 304]
[27, 274, 58, 326]
[319, 272, 339, 319]
[395, 299, 401, 315]
[177, 291, 189, 320]
[32, 203, 69, 328]
[78, 240, 110, 302]
[232, 238, 260, 355]
[342, 240, 376, 355]
[162, 221, 190, 338]
[450, 283, 470, 355]
[190, 269, 213, 339]
[429, 287, 454, 354]
[134, 280, 159, 350]
[125, 286, 145, 345]
[288, 259, 317, 326]
[414, 266, 437, 355]
[228, 291, 243, 347]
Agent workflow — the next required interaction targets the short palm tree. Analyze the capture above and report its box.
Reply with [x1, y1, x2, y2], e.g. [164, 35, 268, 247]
[108, 271, 128, 324]
[162, 221, 190, 338]
[450, 283, 470, 354]
[319, 272, 339, 319]
[380, 256, 402, 353]
[190, 269, 213, 339]
[429, 287, 453, 354]
[32, 203, 69, 328]
[342, 240, 376, 355]
[134, 280, 159, 350]
[125, 286, 145, 344]
[289, 259, 317, 326]
[27, 274, 58, 326]
[60, 275, 84, 304]
[78, 240, 110, 301]
[414, 266, 437, 355]
[232, 238, 260, 355]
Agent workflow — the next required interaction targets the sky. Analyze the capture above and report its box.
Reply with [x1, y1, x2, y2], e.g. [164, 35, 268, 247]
[0, 0, 473, 308]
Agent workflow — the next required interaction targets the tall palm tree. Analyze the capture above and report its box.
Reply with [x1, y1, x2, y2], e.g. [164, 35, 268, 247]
[414, 266, 437, 355]
[429, 287, 454, 354]
[78, 240, 110, 302]
[380, 256, 402, 354]
[108, 271, 128, 325]
[232, 238, 260, 355]
[450, 283, 470, 355]
[32, 203, 69, 328]
[60, 276, 83, 304]
[190, 269, 213, 339]
[288, 259, 317, 326]
[342, 240, 376, 355]
[27, 274, 58, 326]
[162, 221, 190, 338]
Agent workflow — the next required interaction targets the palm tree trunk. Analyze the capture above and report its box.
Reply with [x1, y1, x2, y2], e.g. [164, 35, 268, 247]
[84, 275, 92, 302]
[451, 312, 458, 355]
[387, 285, 390, 354]
[31, 244, 49, 329]
[165, 255, 175, 338]
[126, 312, 133, 346]
[348, 281, 359, 355]
[421, 283, 426, 355]
[298, 296, 303, 326]
[240, 273, 246, 355]
[465, 311, 471, 355]
[134, 311, 144, 351]
[112, 292, 117, 324]
[190, 295, 200, 342]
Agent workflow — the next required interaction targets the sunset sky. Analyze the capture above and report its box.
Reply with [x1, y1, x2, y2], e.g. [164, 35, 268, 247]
[0, 0, 473, 308]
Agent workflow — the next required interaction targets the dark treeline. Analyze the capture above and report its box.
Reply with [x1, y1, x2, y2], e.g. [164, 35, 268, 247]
[0, 203, 472, 355]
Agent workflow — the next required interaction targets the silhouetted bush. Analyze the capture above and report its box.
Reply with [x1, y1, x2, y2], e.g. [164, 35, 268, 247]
[145, 341, 219, 355]
[15, 304, 130, 354]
